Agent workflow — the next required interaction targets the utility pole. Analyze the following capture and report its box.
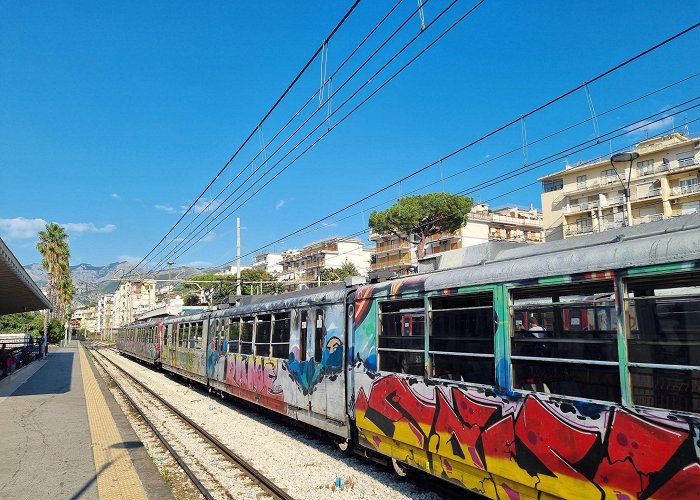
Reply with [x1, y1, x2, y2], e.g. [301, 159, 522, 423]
[236, 218, 241, 296]
[167, 261, 175, 305]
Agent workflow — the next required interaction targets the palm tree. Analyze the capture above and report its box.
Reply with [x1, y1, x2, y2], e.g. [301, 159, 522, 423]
[56, 272, 75, 320]
[37, 223, 71, 320]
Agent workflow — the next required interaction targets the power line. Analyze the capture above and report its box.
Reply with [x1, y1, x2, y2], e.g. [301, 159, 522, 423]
[143, 0, 487, 275]
[225, 102, 700, 266]
[125, 0, 363, 277]
[136, 0, 440, 275]
[143, 19, 700, 274]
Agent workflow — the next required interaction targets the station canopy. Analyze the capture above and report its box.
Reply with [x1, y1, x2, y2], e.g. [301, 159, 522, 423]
[0, 236, 51, 315]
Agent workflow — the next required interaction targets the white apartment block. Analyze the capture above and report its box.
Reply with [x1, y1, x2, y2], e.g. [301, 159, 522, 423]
[539, 133, 700, 240]
[110, 280, 157, 327]
[96, 294, 113, 335]
[251, 252, 284, 274]
[281, 237, 371, 287]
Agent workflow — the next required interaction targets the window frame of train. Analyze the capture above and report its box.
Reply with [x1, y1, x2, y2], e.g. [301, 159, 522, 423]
[271, 311, 291, 358]
[377, 296, 425, 376]
[427, 287, 497, 386]
[240, 316, 254, 355]
[255, 314, 272, 357]
[227, 317, 240, 354]
[623, 267, 700, 414]
[509, 279, 622, 403]
[313, 309, 324, 363]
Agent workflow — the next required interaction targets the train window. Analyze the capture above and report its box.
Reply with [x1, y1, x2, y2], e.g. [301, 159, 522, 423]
[429, 292, 495, 385]
[227, 318, 240, 353]
[299, 310, 308, 361]
[626, 273, 700, 413]
[240, 317, 254, 355]
[511, 281, 621, 402]
[194, 322, 204, 350]
[378, 299, 425, 376]
[179, 323, 187, 348]
[256, 314, 272, 357]
[314, 310, 324, 363]
[271, 312, 290, 358]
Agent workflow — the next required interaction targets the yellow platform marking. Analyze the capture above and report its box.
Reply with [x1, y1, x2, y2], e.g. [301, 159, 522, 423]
[79, 345, 147, 500]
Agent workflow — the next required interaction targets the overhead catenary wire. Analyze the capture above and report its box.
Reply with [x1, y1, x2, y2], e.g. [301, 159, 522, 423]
[124, 0, 363, 277]
[143, 0, 486, 275]
[155, 21, 700, 275]
[132, 0, 429, 275]
[142, 20, 700, 276]
[222, 104, 700, 267]
[168, 95, 700, 273]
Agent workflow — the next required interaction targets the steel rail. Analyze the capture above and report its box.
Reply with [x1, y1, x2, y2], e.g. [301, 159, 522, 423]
[88, 344, 294, 500]
[87, 346, 215, 500]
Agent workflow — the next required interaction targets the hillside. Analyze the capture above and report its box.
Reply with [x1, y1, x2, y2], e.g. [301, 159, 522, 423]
[24, 261, 210, 306]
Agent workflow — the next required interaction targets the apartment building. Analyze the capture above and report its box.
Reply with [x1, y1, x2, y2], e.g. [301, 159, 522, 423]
[96, 294, 113, 336]
[250, 252, 283, 274]
[370, 203, 544, 276]
[71, 306, 97, 333]
[280, 237, 371, 287]
[540, 133, 700, 240]
[111, 279, 157, 327]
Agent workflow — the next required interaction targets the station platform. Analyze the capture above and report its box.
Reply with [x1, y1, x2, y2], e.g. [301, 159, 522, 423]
[0, 342, 171, 499]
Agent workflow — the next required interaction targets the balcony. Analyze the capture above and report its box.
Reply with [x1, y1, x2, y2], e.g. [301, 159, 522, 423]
[426, 231, 461, 243]
[675, 157, 699, 170]
[374, 240, 411, 255]
[564, 224, 594, 237]
[569, 173, 627, 194]
[565, 200, 599, 214]
[371, 255, 412, 271]
[671, 183, 700, 196]
[604, 194, 626, 206]
[636, 213, 666, 225]
[631, 187, 661, 201]
[490, 214, 543, 228]
[467, 211, 543, 228]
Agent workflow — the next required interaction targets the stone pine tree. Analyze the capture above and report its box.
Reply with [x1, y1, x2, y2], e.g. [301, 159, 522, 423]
[368, 193, 473, 260]
[320, 261, 360, 282]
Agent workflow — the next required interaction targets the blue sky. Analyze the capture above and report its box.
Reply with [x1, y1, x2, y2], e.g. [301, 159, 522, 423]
[2, 1, 699, 269]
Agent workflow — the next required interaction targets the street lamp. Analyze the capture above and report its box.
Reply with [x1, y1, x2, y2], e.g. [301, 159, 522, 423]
[610, 152, 640, 227]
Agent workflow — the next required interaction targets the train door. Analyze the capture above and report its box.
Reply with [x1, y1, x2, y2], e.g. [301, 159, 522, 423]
[309, 308, 327, 416]
[321, 303, 346, 422]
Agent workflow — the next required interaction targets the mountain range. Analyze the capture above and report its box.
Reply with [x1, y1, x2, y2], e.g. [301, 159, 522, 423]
[24, 261, 210, 306]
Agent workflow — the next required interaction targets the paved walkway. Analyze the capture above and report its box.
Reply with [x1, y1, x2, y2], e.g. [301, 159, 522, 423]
[0, 342, 171, 500]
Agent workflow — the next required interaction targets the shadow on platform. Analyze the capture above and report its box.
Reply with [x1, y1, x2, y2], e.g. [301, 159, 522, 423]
[9, 351, 74, 396]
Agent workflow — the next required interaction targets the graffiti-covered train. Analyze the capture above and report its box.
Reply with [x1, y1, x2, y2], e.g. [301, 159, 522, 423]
[117, 215, 700, 499]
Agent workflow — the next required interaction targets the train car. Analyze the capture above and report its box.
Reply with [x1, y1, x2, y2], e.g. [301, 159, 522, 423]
[116, 317, 163, 366]
[161, 311, 210, 384]
[349, 215, 700, 498]
[205, 284, 352, 440]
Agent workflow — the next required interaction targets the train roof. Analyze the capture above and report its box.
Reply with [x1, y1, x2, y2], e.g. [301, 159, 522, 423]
[210, 282, 348, 318]
[362, 214, 700, 297]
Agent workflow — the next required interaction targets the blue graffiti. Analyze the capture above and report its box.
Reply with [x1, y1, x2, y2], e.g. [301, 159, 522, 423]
[285, 326, 344, 394]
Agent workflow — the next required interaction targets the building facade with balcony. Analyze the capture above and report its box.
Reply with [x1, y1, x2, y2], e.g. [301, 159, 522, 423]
[72, 306, 97, 333]
[540, 133, 700, 240]
[280, 237, 371, 287]
[250, 252, 283, 274]
[110, 279, 157, 327]
[96, 294, 113, 336]
[370, 203, 544, 276]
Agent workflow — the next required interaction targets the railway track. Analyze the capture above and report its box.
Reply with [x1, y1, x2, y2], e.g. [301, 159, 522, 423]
[87, 344, 294, 500]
